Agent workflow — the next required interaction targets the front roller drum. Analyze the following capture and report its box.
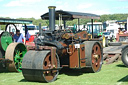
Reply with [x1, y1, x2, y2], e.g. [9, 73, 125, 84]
[5, 43, 27, 72]
[22, 50, 60, 83]
[84, 41, 103, 72]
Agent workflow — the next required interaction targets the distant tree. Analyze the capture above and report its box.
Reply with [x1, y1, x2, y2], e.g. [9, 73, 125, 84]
[0, 25, 6, 30]
[100, 14, 128, 23]
[0, 13, 128, 30]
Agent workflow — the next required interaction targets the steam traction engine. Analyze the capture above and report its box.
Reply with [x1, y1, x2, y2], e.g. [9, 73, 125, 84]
[0, 32, 27, 72]
[21, 6, 103, 82]
[0, 19, 33, 72]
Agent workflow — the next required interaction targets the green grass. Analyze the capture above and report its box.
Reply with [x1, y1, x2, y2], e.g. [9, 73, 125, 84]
[0, 61, 128, 85]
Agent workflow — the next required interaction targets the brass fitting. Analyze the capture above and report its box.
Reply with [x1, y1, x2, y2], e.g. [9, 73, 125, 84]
[93, 54, 99, 59]
[48, 6, 56, 9]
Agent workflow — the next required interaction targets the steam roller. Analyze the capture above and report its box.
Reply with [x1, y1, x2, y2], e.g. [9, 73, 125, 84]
[0, 31, 27, 72]
[21, 6, 103, 83]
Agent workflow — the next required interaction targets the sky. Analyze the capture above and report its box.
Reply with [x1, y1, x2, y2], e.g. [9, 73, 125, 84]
[0, 0, 128, 19]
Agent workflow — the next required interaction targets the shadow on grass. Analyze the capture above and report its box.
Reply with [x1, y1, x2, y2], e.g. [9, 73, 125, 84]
[118, 75, 128, 82]
[19, 79, 47, 83]
[19, 79, 48, 83]
[19, 68, 89, 83]
[0, 67, 19, 73]
[20, 79, 28, 82]
[0, 68, 9, 73]
[116, 64, 126, 68]
[19, 78, 60, 83]
[59, 67, 91, 76]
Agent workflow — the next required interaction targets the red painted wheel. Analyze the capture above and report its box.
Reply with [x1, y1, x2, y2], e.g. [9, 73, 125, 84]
[91, 43, 102, 72]
[84, 41, 103, 73]
[43, 53, 59, 82]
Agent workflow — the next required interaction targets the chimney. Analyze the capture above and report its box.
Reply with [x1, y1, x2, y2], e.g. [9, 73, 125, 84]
[48, 6, 56, 31]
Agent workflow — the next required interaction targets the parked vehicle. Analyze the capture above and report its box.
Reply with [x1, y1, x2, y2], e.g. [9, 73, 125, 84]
[103, 20, 120, 38]
[87, 22, 103, 38]
[103, 32, 115, 40]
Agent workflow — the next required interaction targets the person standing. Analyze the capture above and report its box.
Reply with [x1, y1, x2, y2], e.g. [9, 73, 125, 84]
[13, 30, 25, 44]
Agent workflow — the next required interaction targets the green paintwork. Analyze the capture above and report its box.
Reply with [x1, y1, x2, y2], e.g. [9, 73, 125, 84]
[1, 32, 12, 51]
[72, 24, 77, 33]
[14, 43, 27, 72]
[98, 32, 103, 36]
[0, 18, 32, 24]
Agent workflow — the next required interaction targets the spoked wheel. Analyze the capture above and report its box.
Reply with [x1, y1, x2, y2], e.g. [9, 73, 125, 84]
[5, 43, 27, 72]
[84, 41, 103, 73]
[22, 50, 60, 82]
[121, 48, 128, 67]
[91, 43, 102, 72]
[43, 53, 59, 82]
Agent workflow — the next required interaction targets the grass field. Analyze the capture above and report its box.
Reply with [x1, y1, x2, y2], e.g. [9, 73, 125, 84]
[0, 61, 128, 85]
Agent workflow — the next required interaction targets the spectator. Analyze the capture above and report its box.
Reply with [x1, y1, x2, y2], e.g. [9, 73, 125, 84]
[13, 30, 25, 44]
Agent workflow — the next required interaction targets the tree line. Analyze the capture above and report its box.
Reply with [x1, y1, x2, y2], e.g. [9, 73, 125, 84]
[0, 13, 128, 30]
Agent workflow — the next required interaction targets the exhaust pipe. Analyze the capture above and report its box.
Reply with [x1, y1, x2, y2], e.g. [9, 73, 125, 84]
[48, 6, 56, 31]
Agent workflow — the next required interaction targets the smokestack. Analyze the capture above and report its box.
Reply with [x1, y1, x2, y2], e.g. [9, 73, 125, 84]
[48, 6, 56, 31]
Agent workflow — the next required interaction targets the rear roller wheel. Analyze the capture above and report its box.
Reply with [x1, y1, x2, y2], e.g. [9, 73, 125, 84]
[5, 43, 27, 72]
[84, 41, 103, 72]
[22, 50, 60, 82]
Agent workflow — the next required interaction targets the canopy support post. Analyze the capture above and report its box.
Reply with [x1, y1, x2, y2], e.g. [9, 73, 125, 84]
[78, 18, 80, 31]
[63, 20, 66, 29]
[91, 19, 94, 38]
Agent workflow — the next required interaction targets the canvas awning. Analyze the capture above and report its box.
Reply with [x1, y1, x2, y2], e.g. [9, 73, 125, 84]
[0, 18, 32, 25]
[116, 20, 127, 24]
[41, 10, 100, 20]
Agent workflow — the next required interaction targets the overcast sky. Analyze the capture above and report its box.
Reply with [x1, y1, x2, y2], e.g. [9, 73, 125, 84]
[0, 0, 128, 19]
